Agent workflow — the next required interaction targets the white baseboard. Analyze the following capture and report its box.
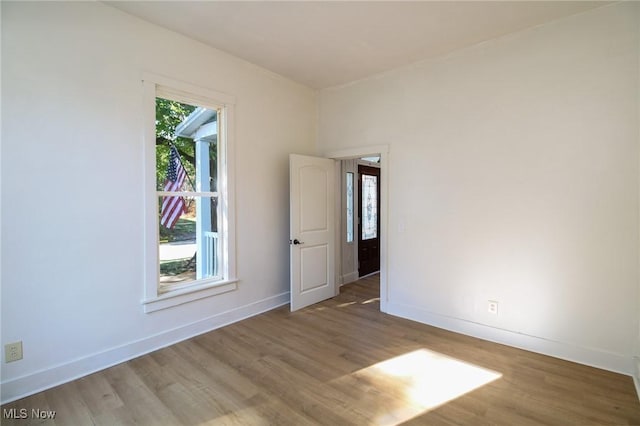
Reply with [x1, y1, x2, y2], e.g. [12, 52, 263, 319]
[0, 292, 290, 404]
[340, 271, 359, 286]
[386, 301, 632, 376]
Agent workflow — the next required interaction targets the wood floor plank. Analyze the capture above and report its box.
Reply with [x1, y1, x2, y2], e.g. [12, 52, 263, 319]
[75, 371, 125, 418]
[102, 362, 183, 425]
[3, 274, 640, 425]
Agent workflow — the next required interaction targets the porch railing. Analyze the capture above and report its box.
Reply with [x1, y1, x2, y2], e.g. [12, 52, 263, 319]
[203, 231, 218, 277]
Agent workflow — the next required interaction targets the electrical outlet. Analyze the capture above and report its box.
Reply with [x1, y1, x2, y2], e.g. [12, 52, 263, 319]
[5, 341, 23, 363]
[488, 301, 499, 315]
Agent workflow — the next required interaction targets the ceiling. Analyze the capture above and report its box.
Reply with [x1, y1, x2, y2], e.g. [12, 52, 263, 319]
[107, 1, 608, 89]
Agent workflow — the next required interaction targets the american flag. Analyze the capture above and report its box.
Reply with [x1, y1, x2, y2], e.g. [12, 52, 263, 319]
[160, 146, 187, 229]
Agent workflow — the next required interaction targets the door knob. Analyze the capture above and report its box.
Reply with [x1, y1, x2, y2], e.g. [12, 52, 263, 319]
[291, 239, 304, 245]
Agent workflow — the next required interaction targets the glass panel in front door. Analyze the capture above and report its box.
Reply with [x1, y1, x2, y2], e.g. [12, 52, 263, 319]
[361, 174, 378, 240]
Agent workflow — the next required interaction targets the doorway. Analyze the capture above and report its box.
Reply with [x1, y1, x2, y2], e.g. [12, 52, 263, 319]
[325, 144, 388, 313]
[358, 164, 380, 277]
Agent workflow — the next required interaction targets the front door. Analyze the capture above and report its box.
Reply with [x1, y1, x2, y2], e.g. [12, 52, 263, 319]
[358, 165, 380, 277]
[289, 154, 337, 311]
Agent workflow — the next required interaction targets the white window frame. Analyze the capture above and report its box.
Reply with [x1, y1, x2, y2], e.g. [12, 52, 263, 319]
[141, 73, 237, 313]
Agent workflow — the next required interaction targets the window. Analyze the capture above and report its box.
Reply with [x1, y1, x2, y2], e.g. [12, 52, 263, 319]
[346, 172, 354, 243]
[156, 100, 219, 289]
[142, 74, 236, 313]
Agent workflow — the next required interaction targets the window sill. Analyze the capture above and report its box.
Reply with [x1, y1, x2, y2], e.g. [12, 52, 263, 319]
[142, 278, 238, 313]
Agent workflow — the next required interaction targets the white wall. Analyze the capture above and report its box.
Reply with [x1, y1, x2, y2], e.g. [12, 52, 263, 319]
[320, 3, 639, 374]
[1, 2, 316, 402]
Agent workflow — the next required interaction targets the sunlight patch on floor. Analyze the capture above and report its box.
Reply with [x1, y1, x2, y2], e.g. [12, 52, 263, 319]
[353, 348, 502, 425]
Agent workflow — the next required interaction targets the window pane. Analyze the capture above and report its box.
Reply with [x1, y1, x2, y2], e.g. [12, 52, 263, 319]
[346, 172, 354, 243]
[155, 98, 218, 193]
[158, 195, 219, 291]
[155, 98, 197, 191]
[362, 174, 378, 240]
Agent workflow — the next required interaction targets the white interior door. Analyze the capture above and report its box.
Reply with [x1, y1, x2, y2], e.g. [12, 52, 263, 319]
[290, 154, 336, 311]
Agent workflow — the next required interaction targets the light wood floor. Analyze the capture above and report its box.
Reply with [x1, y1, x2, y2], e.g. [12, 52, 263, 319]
[3, 275, 640, 425]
